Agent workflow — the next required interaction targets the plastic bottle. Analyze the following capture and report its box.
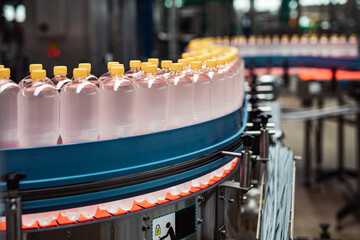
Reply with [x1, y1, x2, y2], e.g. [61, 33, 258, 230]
[280, 34, 290, 56]
[52, 66, 71, 91]
[167, 63, 194, 128]
[159, 60, 172, 78]
[348, 34, 358, 58]
[220, 56, 234, 113]
[309, 33, 319, 56]
[290, 34, 299, 56]
[78, 63, 100, 87]
[186, 61, 211, 122]
[195, 55, 206, 69]
[0, 68, 20, 148]
[100, 65, 136, 139]
[18, 70, 59, 147]
[19, 64, 53, 88]
[299, 34, 309, 56]
[271, 35, 280, 56]
[329, 34, 340, 58]
[124, 60, 141, 79]
[135, 64, 168, 134]
[319, 34, 329, 57]
[207, 59, 226, 117]
[99, 61, 119, 83]
[60, 68, 99, 144]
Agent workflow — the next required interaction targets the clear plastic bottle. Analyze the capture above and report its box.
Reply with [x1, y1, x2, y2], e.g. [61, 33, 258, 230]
[135, 64, 168, 134]
[100, 65, 136, 139]
[78, 63, 100, 87]
[348, 34, 358, 58]
[299, 34, 309, 56]
[0, 68, 20, 148]
[220, 56, 234, 113]
[52, 66, 71, 91]
[309, 33, 319, 56]
[18, 70, 59, 147]
[159, 60, 172, 78]
[186, 61, 211, 122]
[19, 64, 53, 88]
[167, 63, 194, 128]
[207, 59, 226, 117]
[195, 55, 207, 69]
[290, 34, 299, 56]
[271, 35, 280, 56]
[280, 34, 290, 56]
[124, 60, 141, 79]
[319, 34, 329, 57]
[99, 61, 119, 83]
[60, 68, 99, 143]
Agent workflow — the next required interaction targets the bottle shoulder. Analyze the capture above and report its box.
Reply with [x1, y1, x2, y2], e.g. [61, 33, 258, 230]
[20, 81, 58, 97]
[61, 80, 99, 94]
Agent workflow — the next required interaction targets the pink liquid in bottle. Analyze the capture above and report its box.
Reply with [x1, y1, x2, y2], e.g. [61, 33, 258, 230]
[167, 63, 194, 128]
[60, 68, 99, 144]
[100, 66, 136, 139]
[186, 61, 211, 122]
[135, 64, 168, 134]
[0, 69, 20, 148]
[206, 59, 226, 118]
[18, 70, 59, 147]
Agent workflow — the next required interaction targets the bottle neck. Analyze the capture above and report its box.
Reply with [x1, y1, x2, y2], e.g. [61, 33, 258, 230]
[217, 64, 224, 69]
[0, 76, 10, 81]
[145, 72, 156, 78]
[74, 76, 86, 82]
[172, 70, 182, 75]
[33, 78, 47, 82]
[130, 67, 140, 72]
[113, 74, 124, 79]
[207, 66, 217, 71]
[162, 67, 171, 72]
[192, 68, 201, 73]
[54, 74, 67, 78]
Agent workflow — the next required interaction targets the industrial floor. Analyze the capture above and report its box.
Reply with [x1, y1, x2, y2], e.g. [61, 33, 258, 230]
[279, 94, 360, 240]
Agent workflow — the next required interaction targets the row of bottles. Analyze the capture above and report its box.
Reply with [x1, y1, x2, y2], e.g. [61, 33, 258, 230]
[224, 34, 359, 58]
[0, 46, 244, 148]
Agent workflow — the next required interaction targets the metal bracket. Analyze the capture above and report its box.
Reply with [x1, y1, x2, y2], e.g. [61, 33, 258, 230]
[218, 180, 254, 194]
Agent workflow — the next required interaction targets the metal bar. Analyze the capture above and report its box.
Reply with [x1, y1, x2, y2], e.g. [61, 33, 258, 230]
[290, 159, 296, 240]
[256, 172, 265, 239]
[338, 96, 344, 173]
[316, 97, 323, 175]
[303, 99, 312, 187]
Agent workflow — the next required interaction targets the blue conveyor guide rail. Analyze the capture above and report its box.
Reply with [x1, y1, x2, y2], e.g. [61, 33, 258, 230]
[0, 98, 248, 214]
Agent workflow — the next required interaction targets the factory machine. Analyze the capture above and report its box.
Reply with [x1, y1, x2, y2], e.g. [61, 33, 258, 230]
[0, 46, 295, 239]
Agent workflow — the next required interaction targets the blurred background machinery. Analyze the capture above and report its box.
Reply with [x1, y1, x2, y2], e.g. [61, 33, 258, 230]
[2, 0, 360, 79]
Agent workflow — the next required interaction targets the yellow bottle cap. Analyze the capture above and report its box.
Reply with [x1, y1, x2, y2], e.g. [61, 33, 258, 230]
[78, 63, 91, 72]
[29, 64, 43, 72]
[111, 65, 125, 75]
[107, 61, 119, 70]
[31, 70, 46, 80]
[73, 68, 87, 78]
[0, 68, 10, 77]
[148, 58, 159, 66]
[195, 55, 206, 62]
[141, 62, 150, 70]
[161, 60, 172, 68]
[144, 64, 157, 73]
[109, 63, 122, 70]
[182, 53, 192, 59]
[0, 65, 4, 69]
[171, 63, 183, 71]
[130, 60, 141, 68]
[53, 66, 67, 75]
[207, 59, 217, 67]
[178, 59, 189, 65]
[187, 57, 195, 62]
[217, 58, 225, 65]
[191, 61, 202, 70]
